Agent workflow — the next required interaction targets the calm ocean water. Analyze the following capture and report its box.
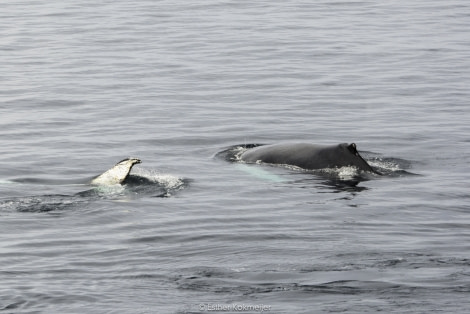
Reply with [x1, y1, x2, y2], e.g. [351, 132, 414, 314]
[1, 1, 470, 313]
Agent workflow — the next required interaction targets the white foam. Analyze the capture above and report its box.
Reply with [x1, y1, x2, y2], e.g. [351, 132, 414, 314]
[337, 166, 361, 180]
[318, 166, 361, 180]
[233, 146, 250, 161]
[154, 174, 185, 189]
[131, 167, 185, 189]
[368, 159, 401, 172]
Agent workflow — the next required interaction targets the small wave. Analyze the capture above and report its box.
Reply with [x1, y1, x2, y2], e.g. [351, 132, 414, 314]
[0, 195, 83, 213]
[174, 267, 405, 297]
[365, 156, 419, 177]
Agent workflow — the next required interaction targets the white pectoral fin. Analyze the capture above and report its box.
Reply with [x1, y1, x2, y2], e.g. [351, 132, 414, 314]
[90, 158, 141, 186]
[91, 171, 119, 185]
[236, 164, 286, 182]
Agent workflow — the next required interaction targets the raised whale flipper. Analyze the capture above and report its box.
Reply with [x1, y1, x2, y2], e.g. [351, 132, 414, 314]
[90, 158, 141, 185]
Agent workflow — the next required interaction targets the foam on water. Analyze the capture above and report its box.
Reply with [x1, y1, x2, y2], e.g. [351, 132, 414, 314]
[129, 167, 186, 190]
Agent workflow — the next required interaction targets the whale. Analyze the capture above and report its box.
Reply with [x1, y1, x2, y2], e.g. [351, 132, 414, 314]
[240, 143, 381, 174]
[1, 157, 191, 212]
[90, 157, 142, 185]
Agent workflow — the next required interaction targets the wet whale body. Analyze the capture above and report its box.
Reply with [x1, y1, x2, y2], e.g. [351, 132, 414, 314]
[240, 143, 381, 174]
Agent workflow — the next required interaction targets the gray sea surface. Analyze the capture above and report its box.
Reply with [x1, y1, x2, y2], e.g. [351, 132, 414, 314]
[1, 1, 470, 313]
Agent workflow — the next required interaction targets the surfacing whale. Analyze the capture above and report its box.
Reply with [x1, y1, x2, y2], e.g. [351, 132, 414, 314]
[1, 157, 190, 212]
[90, 157, 141, 185]
[240, 143, 381, 174]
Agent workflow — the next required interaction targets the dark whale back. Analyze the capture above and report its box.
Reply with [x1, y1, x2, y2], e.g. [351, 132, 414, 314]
[240, 143, 379, 174]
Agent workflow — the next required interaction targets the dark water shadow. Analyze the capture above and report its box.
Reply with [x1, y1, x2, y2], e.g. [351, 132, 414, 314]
[173, 251, 468, 307]
[173, 266, 405, 299]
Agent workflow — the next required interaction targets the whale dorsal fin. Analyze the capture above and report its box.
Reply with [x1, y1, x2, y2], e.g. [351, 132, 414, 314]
[90, 158, 141, 185]
[347, 143, 359, 156]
